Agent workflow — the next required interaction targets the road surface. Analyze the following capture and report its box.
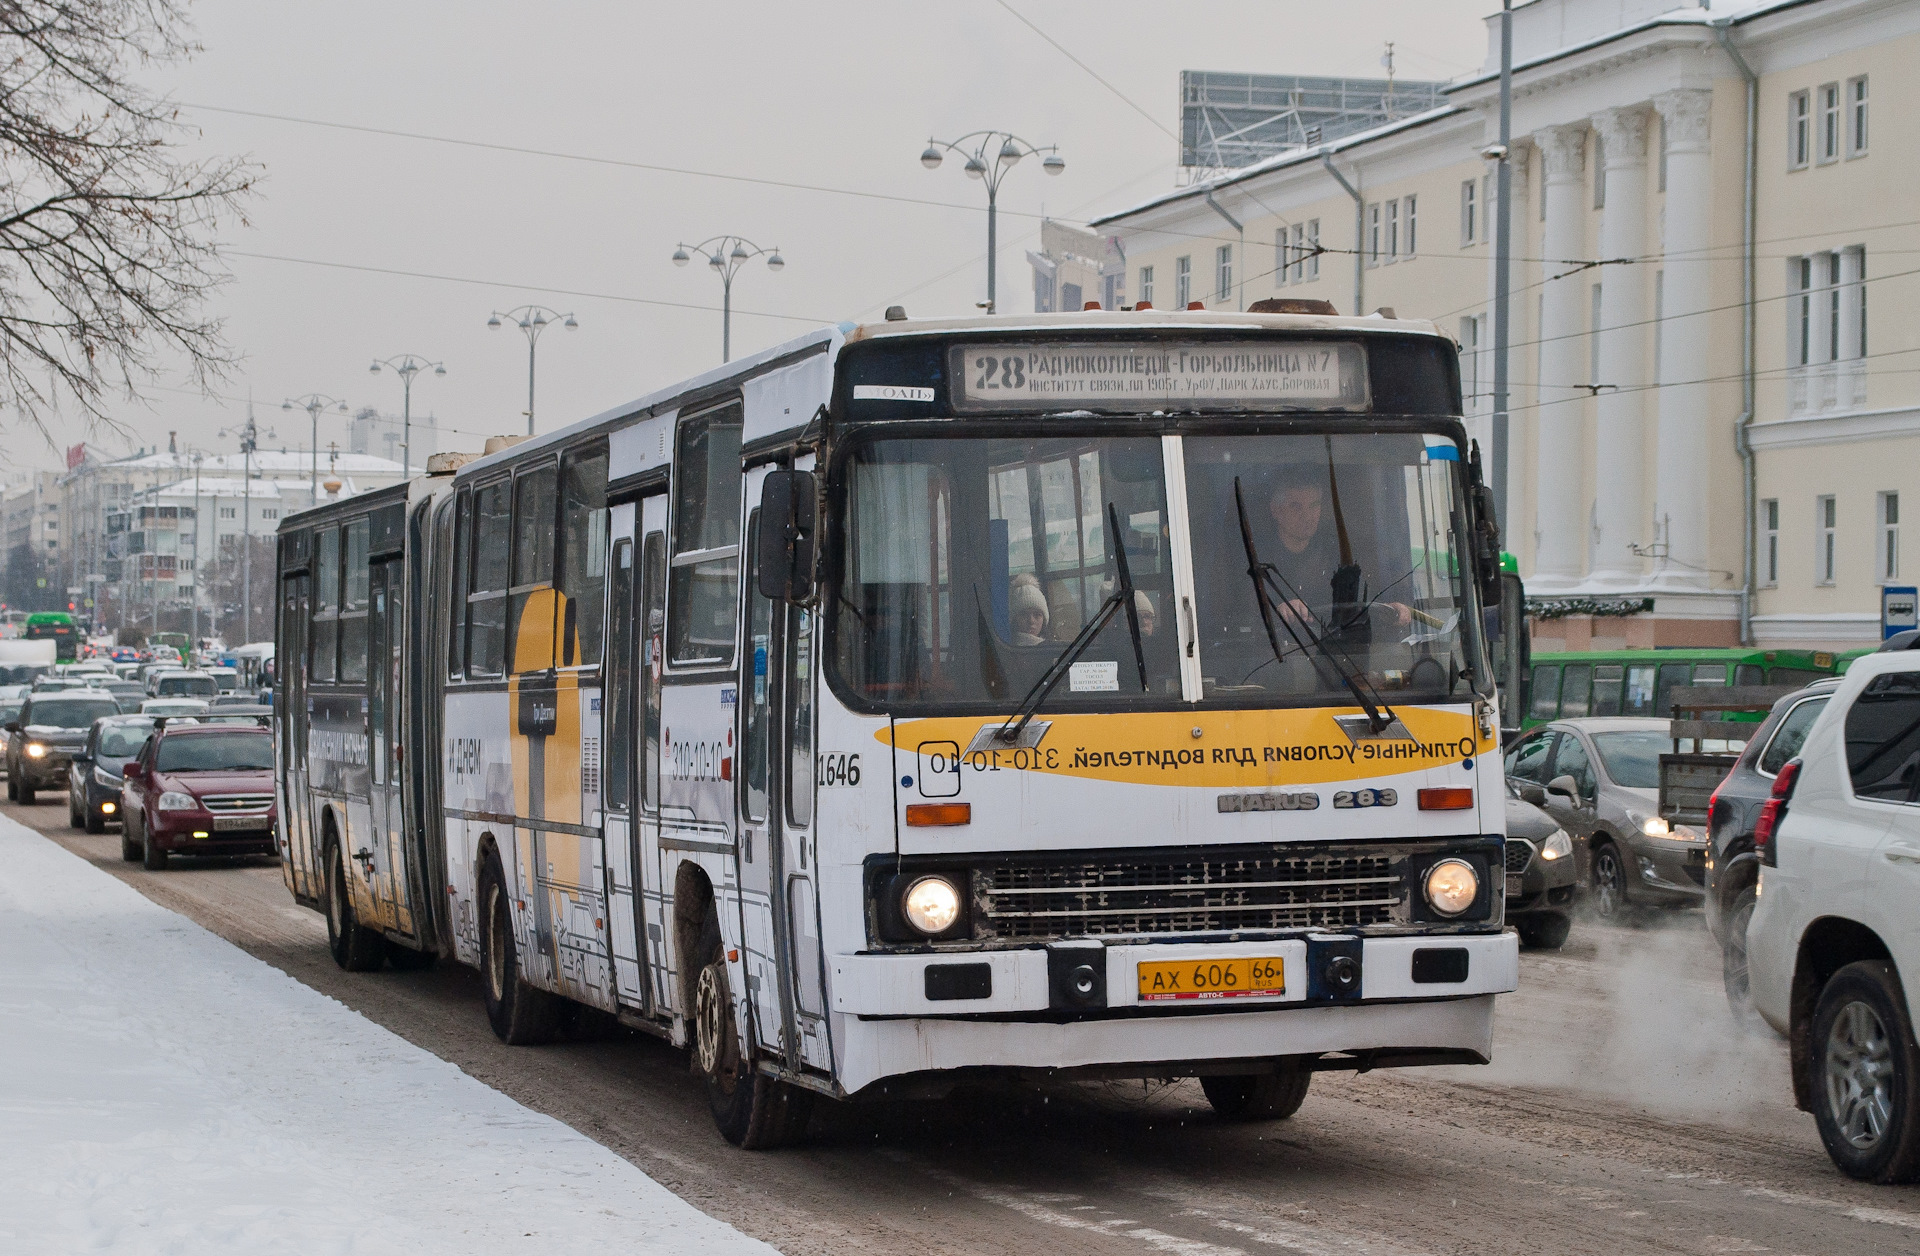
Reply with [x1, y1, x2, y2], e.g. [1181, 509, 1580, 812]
[13, 793, 1918, 1255]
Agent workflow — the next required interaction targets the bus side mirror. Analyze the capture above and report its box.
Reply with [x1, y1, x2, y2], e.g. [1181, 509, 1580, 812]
[756, 470, 818, 604]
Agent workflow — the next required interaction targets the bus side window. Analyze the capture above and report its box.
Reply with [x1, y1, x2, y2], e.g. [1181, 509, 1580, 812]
[468, 478, 512, 679]
[448, 487, 470, 680]
[605, 538, 633, 812]
[641, 531, 666, 809]
[742, 510, 771, 824]
[558, 444, 608, 668]
[1587, 664, 1622, 715]
[1693, 663, 1728, 687]
[1624, 664, 1657, 716]
[312, 526, 340, 684]
[787, 604, 814, 828]
[1559, 663, 1593, 718]
[339, 518, 371, 684]
[1735, 663, 1764, 686]
[668, 403, 744, 667]
[510, 462, 559, 674]
[1653, 662, 1691, 719]
[1528, 665, 1561, 719]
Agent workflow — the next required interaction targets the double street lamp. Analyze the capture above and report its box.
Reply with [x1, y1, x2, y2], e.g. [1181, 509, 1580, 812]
[920, 131, 1064, 314]
[672, 236, 784, 363]
[369, 354, 446, 477]
[488, 305, 576, 435]
[282, 394, 351, 495]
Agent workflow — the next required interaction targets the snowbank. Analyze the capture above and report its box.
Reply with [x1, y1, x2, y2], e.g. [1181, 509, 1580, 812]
[0, 815, 777, 1256]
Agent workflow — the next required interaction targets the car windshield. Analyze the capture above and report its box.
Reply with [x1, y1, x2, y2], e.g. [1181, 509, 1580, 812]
[155, 732, 273, 772]
[1591, 730, 1667, 789]
[830, 429, 1476, 712]
[0, 700, 20, 725]
[156, 675, 216, 696]
[98, 725, 154, 757]
[26, 698, 119, 729]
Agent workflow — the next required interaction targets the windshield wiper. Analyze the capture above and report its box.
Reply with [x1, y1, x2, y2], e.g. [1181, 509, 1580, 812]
[1232, 476, 1396, 733]
[997, 502, 1148, 744]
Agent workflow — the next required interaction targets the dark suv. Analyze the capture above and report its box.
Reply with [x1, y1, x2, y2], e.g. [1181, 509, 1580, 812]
[67, 713, 162, 833]
[6, 691, 121, 803]
[120, 721, 276, 870]
[1706, 676, 1841, 1017]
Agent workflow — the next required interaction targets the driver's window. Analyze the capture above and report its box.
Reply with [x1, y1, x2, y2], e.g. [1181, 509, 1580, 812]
[1554, 733, 1596, 796]
[1506, 731, 1556, 784]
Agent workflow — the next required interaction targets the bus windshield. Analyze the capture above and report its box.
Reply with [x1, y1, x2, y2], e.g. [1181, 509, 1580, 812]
[830, 428, 1474, 712]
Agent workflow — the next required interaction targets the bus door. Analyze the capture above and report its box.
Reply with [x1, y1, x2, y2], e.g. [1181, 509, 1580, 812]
[365, 557, 411, 934]
[279, 572, 316, 900]
[601, 502, 648, 1010]
[780, 453, 828, 1066]
[635, 495, 671, 1013]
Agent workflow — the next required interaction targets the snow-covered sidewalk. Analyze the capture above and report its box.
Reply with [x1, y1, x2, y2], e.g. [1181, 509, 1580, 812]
[0, 814, 777, 1256]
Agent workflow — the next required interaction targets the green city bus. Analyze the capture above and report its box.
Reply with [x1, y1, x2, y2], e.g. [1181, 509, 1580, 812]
[1521, 647, 1841, 728]
[23, 610, 78, 662]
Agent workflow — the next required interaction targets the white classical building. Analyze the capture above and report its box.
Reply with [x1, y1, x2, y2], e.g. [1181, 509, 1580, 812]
[1084, 0, 1916, 651]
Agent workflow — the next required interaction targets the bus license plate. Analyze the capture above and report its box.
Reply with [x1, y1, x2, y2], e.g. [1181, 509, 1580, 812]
[212, 816, 269, 832]
[1137, 957, 1284, 1002]
[1506, 874, 1524, 899]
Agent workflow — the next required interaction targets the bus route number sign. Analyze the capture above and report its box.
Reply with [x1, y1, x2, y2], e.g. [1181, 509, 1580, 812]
[948, 341, 1369, 412]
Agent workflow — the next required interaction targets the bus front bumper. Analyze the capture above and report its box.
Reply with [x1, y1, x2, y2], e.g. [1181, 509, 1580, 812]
[829, 931, 1517, 1095]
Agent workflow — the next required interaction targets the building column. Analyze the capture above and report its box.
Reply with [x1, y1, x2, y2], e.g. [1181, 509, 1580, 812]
[1589, 106, 1652, 587]
[1652, 90, 1713, 591]
[1530, 124, 1588, 590]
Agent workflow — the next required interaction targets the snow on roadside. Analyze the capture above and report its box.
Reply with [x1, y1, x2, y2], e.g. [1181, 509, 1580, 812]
[0, 814, 779, 1256]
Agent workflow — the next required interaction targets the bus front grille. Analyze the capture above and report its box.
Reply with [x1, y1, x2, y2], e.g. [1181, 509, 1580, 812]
[975, 848, 1404, 939]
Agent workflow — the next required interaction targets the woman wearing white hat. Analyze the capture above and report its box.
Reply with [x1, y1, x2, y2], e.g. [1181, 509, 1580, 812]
[1009, 575, 1050, 646]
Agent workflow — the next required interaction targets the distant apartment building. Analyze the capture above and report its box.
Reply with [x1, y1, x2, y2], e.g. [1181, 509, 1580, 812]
[1, 471, 64, 611]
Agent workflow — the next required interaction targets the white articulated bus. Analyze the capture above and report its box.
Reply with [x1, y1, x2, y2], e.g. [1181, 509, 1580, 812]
[275, 307, 1518, 1147]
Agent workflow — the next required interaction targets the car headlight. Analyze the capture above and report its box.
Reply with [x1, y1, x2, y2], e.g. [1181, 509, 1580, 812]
[1540, 830, 1573, 861]
[1638, 814, 1701, 840]
[23, 742, 47, 758]
[1424, 858, 1480, 916]
[157, 790, 196, 812]
[902, 876, 962, 936]
[95, 765, 121, 787]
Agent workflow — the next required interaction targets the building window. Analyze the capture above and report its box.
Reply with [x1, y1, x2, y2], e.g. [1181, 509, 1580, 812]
[1459, 314, 1485, 414]
[1460, 179, 1478, 245]
[260, 508, 277, 520]
[1789, 89, 1810, 169]
[1763, 499, 1779, 586]
[219, 506, 236, 520]
[1215, 245, 1232, 302]
[1102, 270, 1122, 311]
[1366, 202, 1381, 266]
[1819, 82, 1842, 163]
[1817, 495, 1837, 585]
[1404, 194, 1416, 257]
[1303, 220, 1318, 281]
[1274, 228, 1288, 287]
[1880, 492, 1900, 583]
[1790, 248, 1867, 366]
[1138, 265, 1153, 307]
[1848, 76, 1868, 157]
[1589, 283, 1603, 387]
[1384, 199, 1399, 262]
[1033, 271, 1055, 314]
[1174, 255, 1191, 307]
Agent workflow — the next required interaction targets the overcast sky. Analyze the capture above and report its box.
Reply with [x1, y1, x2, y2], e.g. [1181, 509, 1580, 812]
[5, 0, 1492, 474]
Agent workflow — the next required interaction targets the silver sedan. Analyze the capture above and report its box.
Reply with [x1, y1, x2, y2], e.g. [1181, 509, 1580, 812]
[1503, 717, 1705, 919]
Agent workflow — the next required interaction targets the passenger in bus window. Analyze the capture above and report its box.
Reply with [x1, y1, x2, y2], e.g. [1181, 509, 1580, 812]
[1134, 591, 1157, 638]
[1009, 575, 1048, 646]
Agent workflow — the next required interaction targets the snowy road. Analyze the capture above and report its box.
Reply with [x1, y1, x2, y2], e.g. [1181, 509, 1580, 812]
[10, 796, 1920, 1255]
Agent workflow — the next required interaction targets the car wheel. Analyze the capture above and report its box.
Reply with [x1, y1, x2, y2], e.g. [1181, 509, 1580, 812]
[1809, 960, 1920, 1183]
[324, 841, 385, 972]
[17, 781, 34, 804]
[68, 792, 83, 829]
[694, 908, 813, 1148]
[142, 829, 168, 870]
[1201, 1065, 1312, 1120]
[477, 852, 561, 1043]
[84, 802, 105, 835]
[5, 771, 14, 802]
[1721, 886, 1759, 1023]
[119, 813, 139, 862]
[1590, 841, 1630, 920]
[1517, 913, 1572, 949]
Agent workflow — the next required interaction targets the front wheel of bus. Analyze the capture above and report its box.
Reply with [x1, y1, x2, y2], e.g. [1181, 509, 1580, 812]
[478, 854, 561, 1045]
[1200, 1065, 1312, 1121]
[694, 912, 812, 1149]
[325, 841, 385, 972]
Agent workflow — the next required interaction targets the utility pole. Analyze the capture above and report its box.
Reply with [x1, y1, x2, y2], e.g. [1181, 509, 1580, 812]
[1490, 0, 1515, 530]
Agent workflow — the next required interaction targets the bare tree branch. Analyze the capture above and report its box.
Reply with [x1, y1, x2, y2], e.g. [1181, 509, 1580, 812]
[0, 0, 257, 441]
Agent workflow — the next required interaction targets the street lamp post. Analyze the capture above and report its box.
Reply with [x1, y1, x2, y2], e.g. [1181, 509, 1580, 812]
[487, 306, 576, 434]
[671, 238, 784, 363]
[920, 131, 1064, 314]
[218, 410, 273, 645]
[369, 355, 446, 477]
[282, 394, 351, 496]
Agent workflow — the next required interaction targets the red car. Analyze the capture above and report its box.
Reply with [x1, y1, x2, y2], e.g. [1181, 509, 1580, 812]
[120, 721, 276, 871]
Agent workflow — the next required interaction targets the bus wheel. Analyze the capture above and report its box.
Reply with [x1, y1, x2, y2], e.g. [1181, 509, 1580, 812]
[693, 911, 813, 1149]
[478, 854, 560, 1044]
[1201, 1065, 1312, 1121]
[324, 841, 385, 972]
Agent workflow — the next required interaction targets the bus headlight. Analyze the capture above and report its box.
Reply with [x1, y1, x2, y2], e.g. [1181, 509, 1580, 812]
[1541, 830, 1573, 861]
[1424, 859, 1479, 916]
[24, 742, 47, 758]
[902, 876, 962, 936]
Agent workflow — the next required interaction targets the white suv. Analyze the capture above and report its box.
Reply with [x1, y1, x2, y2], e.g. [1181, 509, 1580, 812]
[1749, 650, 1920, 1183]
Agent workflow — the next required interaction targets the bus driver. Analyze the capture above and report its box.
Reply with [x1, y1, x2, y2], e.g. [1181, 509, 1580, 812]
[1268, 465, 1412, 632]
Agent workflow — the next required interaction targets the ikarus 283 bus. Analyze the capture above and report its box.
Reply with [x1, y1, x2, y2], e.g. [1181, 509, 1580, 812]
[274, 307, 1519, 1148]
